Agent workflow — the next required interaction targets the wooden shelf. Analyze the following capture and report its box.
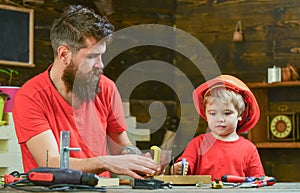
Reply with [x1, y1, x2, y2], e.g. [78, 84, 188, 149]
[255, 142, 300, 148]
[247, 81, 300, 88]
[248, 81, 300, 148]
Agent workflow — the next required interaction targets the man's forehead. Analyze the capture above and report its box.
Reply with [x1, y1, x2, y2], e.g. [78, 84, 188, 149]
[93, 40, 106, 49]
[84, 37, 106, 51]
[88, 41, 106, 52]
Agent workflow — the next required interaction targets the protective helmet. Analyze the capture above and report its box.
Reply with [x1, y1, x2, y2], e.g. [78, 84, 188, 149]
[193, 75, 260, 134]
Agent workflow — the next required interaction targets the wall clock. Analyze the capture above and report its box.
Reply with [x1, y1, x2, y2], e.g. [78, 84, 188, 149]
[267, 112, 299, 141]
[270, 115, 292, 139]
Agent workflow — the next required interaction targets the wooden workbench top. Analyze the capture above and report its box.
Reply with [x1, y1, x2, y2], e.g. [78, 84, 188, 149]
[1, 183, 300, 193]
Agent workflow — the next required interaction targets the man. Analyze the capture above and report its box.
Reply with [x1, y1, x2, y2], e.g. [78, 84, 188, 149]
[13, 5, 160, 178]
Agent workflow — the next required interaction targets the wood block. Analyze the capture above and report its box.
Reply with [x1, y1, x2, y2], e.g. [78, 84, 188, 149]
[127, 128, 150, 145]
[0, 152, 23, 167]
[7, 139, 21, 153]
[96, 178, 119, 187]
[153, 175, 211, 185]
[0, 167, 8, 177]
[7, 165, 24, 173]
[125, 116, 136, 129]
[0, 140, 8, 152]
[0, 126, 15, 139]
[2, 113, 15, 127]
[122, 102, 130, 117]
[0, 113, 17, 140]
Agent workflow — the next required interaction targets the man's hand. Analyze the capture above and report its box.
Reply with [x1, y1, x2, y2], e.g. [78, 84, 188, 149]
[98, 154, 161, 179]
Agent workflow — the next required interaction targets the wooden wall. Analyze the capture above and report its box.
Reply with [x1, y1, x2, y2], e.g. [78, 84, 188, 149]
[1, 0, 300, 181]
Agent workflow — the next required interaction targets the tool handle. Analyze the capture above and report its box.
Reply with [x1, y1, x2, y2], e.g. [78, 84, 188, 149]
[181, 158, 187, 176]
[27, 167, 99, 187]
[150, 146, 161, 164]
[221, 175, 255, 183]
[259, 176, 276, 186]
[4, 174, 23, 184]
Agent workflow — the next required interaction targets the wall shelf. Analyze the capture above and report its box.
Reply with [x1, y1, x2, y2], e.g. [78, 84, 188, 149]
[0, 113, 23, 176]
[255, 142, 300, 148]
[247, 81, 300, 148]
[247, 81, 300, 88]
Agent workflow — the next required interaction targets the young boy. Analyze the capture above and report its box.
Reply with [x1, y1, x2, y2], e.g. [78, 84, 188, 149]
[170, 75, 265, 180]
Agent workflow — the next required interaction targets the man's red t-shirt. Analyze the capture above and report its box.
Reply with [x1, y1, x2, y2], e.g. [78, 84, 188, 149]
[13, 66, 127, 177]
[177, 132, 265, 180]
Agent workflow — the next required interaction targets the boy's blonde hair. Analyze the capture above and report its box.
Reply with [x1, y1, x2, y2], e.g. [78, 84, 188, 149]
[203, 87, 245, 116]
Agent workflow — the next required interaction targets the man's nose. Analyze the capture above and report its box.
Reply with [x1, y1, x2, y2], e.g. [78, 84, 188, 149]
[95, 58, 104, 69]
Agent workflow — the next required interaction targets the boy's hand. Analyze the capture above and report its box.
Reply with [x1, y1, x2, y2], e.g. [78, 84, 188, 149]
[170, 161, 189, 175]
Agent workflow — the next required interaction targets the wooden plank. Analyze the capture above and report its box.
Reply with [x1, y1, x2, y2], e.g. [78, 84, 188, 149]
[247, 81, 300, 88]
[96, 178, 119, 187]
[153, 175, 211, 185]
[255, 142, 300, 148]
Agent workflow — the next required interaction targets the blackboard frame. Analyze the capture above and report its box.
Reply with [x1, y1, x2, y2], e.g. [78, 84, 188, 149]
[0, 4, 34, 67]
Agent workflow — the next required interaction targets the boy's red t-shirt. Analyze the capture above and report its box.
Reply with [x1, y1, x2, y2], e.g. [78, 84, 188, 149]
[13, 66, 127, 177]
[177, 132, 265, 180]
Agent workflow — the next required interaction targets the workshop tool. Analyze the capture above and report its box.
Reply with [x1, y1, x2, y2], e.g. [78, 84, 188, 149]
[221, 175, 276, 186]
[27, 131, 99, 187]
[150, 145, 161, 164]
[131, 178, 172, 189]
[259, 176, 276, 186]
[221, 175, 256, 183]
[3, 131, 106, 192]
[211, 178, 224, 189]
[154, 175, 211, 185]
[59, 131, 81, 169]
[3, 171, 25, 184]
[181, 158, 187, 176]
[221, 175, 276, 188]
[26, 167, 99, 187]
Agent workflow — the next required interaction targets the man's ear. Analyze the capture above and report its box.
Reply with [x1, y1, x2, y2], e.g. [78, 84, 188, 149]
[57, 45, 70, 65]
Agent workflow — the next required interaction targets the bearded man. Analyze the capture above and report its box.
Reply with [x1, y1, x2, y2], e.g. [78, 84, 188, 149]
[13, 5, 160, 179]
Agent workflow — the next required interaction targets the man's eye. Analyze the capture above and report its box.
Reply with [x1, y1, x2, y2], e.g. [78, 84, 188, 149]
[87, 54, 100, 59]
[87, 55, 96, 59]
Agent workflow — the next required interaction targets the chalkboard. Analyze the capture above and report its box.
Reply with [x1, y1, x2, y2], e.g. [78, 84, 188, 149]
[0, 5, 34, 67]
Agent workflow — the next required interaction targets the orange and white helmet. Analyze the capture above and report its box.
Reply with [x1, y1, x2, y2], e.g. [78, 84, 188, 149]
[193, 75, 260, 134]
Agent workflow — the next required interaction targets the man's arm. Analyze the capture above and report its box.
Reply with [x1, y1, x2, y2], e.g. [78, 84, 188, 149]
[26, 130, 93, 171]
[26, 130, 160, 178]
[107, 130, 134, 155]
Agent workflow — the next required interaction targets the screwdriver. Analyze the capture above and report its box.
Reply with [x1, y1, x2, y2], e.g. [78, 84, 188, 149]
[221, 175, 276, 186]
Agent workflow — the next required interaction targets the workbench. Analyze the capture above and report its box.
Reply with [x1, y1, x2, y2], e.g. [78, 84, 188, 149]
[1, 183, 300, 193]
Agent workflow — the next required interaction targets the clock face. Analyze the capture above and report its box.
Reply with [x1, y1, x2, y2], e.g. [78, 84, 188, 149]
[270, 115, 292, 139]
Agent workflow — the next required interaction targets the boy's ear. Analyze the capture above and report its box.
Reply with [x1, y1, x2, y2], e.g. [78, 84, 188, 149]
[238, 116, 242, 121]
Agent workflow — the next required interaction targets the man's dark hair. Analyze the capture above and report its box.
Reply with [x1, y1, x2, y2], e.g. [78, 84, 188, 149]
[50, 5, 114, 56]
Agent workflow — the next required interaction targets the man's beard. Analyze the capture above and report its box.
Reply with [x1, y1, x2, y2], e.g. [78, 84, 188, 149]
[62, 61, 102, 102]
